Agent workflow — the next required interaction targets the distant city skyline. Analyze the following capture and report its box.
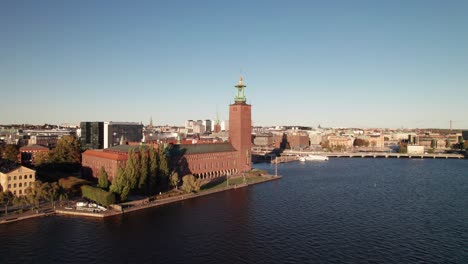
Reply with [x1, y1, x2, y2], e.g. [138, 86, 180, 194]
[1, 1, 468, 129]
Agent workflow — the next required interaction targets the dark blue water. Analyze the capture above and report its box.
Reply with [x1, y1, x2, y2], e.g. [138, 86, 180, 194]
[1, 159, 467, 263]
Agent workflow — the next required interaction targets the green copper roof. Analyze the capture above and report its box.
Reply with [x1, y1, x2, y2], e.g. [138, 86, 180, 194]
[106, 144, 149, 153]
[170, 143, 236, 155]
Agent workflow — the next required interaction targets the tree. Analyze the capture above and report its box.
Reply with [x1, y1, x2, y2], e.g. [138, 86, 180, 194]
[24, 187, 36, 210]
[124, 149, 139, 190]
[57, 186, 69, 206]
[181, 174, 201, 193]
[34, 151, 49, 167]
[158, 146, 169, 188]
[28, 181, 43, 210]
[110, 167, 130, 201]
[40, 182, 52, 206]
[169, 172, 180, 190]
[399, 142, 408, 153]
[353, 138, 369, 147]
[13, 195, 27, 212]
[148, 147, 158, 193]
[459, 137, 465, 150]
[4, 145, 19, 162]
[431, 139, 437, 149]
[138, 147, 148, 192]
[0, 191, 14, 215]
[81, 185, 116, 206]
[320, 140, 330, 150]
[49, 135, 81, 164]
[445, 139, 451, 148]
[49, 182, 60, 208]
[97, 167, 110, 190]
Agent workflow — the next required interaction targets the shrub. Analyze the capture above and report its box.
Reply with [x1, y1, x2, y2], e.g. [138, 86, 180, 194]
[81, 185, 116, 206]
[59, 176, 90, 190]
[181, 174, 201, 193]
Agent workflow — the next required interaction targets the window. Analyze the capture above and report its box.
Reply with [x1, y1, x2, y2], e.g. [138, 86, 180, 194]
[29, 182, 33, 186]
[19, 175, 22, 180]
[13, 191, 16, 195]
[19, 183, 22, 187]
[19, 190, 22, 194]
[30, 175, 32, 179]
[14, 176, 17, 180]
[8, 176, 11, 181]
[8, 184, 11, 188]
[13, 183, 16, 188]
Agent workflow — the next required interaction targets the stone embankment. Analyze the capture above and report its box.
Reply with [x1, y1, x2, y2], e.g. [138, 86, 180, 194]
[0, 175, 281, 224]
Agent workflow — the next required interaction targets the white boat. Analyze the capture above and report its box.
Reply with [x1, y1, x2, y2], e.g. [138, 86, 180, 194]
[299, 157, 306, 162]
[303, 155, 329, 161]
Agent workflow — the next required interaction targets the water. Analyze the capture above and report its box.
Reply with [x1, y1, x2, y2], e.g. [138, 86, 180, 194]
[1, 159, 467, 263]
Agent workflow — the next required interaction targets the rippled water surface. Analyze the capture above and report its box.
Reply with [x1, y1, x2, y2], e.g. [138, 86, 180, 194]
[1, 159, 467, 263]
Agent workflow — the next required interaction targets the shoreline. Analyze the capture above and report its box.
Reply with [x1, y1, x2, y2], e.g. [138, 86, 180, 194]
[1, 175, 281, 224]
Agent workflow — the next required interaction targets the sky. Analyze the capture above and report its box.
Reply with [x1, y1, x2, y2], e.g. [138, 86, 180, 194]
[1, 0, 468, 129]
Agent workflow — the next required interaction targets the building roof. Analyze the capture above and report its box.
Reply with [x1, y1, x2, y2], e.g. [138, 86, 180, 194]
[171, 142, 236, 155]
[82, 150, 128, 161]
[104, 144, 150, 153]
[19, 144, 49, 151]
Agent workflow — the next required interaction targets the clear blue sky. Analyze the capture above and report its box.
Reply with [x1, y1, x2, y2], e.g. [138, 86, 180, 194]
[1, 0, 468, 129]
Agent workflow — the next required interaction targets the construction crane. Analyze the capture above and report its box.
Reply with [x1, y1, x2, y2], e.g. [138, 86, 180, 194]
[450, 120, 460, 133]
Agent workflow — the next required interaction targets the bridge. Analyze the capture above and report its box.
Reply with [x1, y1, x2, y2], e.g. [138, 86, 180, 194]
[279, 150, 465, 159]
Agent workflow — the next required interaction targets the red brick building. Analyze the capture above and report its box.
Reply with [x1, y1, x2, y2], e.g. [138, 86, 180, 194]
[19, 144, 50, 165]
[81, 147, 128, 181]
[81, 77, 252, 181]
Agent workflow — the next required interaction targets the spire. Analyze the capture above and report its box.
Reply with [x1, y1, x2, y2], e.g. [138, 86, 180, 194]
[215, 109, 220, 125]
[149, 116, 154, 128]
[234, 75, 246, 104]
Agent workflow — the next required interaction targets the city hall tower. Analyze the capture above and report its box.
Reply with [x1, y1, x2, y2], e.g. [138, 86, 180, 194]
[229, 76, 252, 173]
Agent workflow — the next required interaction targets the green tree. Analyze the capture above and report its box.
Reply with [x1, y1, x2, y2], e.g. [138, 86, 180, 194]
[158, 146, 169, 188]
[24, 186, 36, 210]
[0, 191, 14, 215]
[399, 143, 407, 153]
[431, 139, 437, 149]
[138, 147, 149, 192]
[57, 185, 69, 206]
[148, 147, 158, 193]
[459, 137, 465, 150]
[110, 167, 130, 201]
[40, 182, 52, 206]
[49, 182, 60, 208]
[30, 181, 43, 210]
[81, 185, 116, 206]
[34, 151, 49, 166]
[4, 145, 19, 162]
[97, 167, 110, 189]
[181, 174, 201, 193]
[49, 135, 81, 164]
[124, 149, 139, 190]
[169, 172, 180, 190]
[445, 139, 451, 148]
[353, 138, 369, 147]
[13, 195, 27, 212]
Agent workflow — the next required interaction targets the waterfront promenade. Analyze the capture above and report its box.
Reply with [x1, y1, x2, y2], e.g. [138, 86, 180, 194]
[1, 175, 281, 224]
[59, 174, 280, 218]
